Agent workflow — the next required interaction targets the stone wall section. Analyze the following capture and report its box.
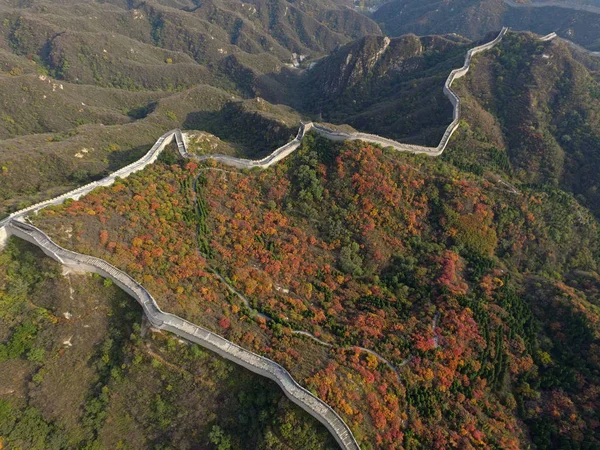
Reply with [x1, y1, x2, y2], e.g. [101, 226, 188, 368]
[5, 220, 361, 450]
[0, 131, 176, 230]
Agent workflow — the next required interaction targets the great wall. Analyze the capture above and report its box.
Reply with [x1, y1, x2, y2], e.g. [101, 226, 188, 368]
[0, 28, 591, 449]
[0, 26, 514, 234]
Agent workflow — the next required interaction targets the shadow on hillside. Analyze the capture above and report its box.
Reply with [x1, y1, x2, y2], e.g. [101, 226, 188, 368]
[107, 144, 155, 172]
[182, 110, 219, 133]
[257, 47, 461, 148]
[183, 104, 298, 159]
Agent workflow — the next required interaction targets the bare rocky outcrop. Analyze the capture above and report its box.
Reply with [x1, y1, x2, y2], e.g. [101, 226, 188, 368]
[308, 34, 420, 96]
[5, 220, 360, 450]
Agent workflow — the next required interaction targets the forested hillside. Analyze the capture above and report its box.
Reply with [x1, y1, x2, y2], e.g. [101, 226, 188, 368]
[446, 32, 600, 217]
[0, 238, 337, 450]
[1, 0, 600, 449]
[30, 134, 600, 448]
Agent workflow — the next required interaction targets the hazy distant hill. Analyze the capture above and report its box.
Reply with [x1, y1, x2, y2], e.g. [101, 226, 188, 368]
[373, 0, 600, 51]
[0, 0, 381, 92]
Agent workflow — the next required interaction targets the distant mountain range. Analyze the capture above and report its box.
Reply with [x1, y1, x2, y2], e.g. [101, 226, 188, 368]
[373, 0, 600, 51]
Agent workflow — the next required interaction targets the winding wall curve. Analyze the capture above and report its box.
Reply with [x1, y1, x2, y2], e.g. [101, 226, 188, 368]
[187, 28, 509, 159]
[5, 219, 360, 450]
[0, 27, 511, 230]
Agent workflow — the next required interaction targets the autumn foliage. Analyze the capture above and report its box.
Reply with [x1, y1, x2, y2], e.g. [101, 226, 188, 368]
[33, 136, 600, 448]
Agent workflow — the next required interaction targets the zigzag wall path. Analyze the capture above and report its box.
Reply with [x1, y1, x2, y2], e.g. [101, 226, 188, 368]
[0, 28, 573, 449]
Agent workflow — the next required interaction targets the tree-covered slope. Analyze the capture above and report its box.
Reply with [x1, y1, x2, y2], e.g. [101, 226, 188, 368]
[446, 32, 600, 217]
[2, 2, 600, 448]
[0, 238, 338, 450]
[30, 134, 600, 448]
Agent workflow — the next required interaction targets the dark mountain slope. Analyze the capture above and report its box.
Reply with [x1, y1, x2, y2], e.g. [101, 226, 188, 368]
[299, 32, 473, 145]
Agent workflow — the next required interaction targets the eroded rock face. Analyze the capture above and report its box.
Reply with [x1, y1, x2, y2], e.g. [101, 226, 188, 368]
[316, 35, 395, 95]
[304, 33, 460, 98]
[345, 36, 391, 85]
